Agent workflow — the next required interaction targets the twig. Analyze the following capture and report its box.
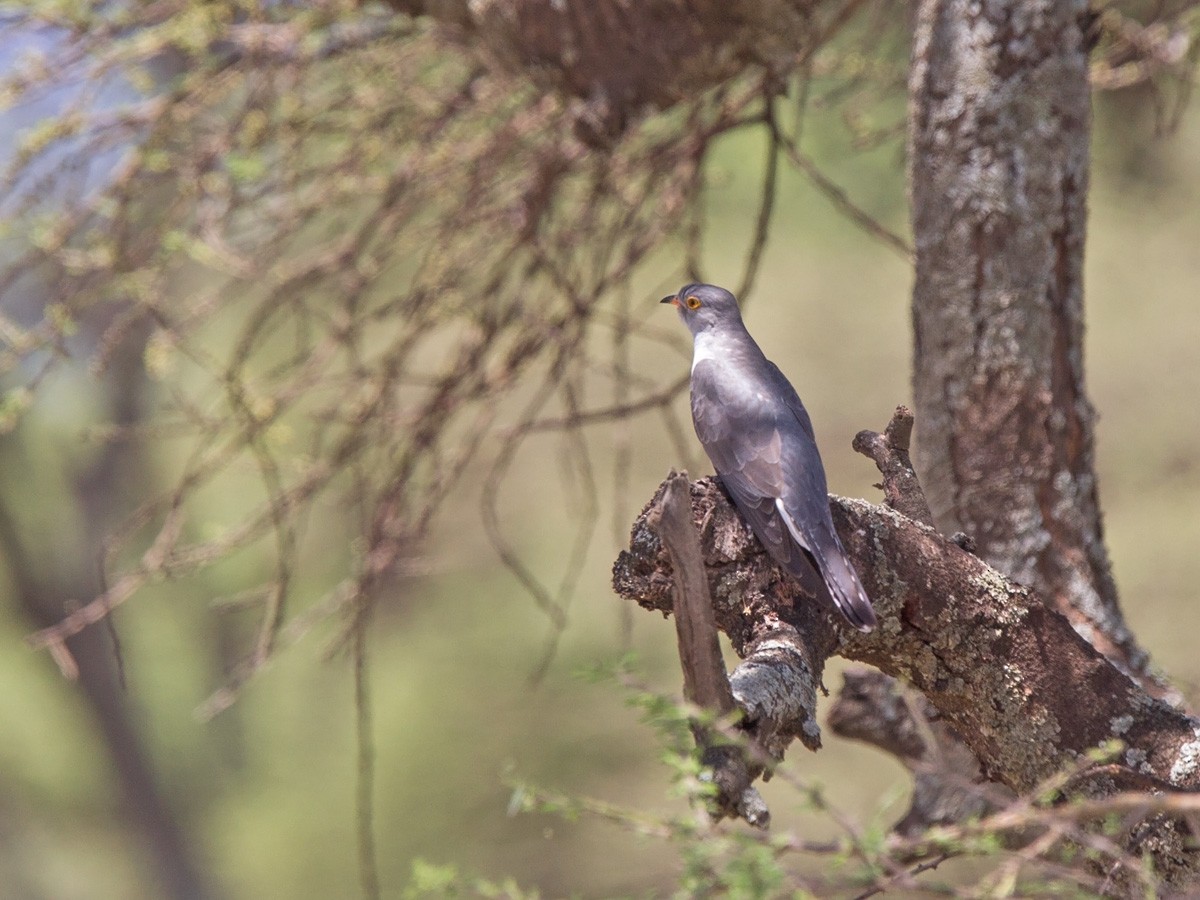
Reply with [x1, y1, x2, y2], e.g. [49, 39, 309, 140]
[771, 122, 912, 259]
[852, 404, 935, 527]
[851, 852, 951, 900]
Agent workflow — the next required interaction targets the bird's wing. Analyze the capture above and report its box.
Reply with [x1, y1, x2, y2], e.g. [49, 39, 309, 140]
[762, 359, 817, 443]
[764, 361, 877, 631]
[693, 358, 876, 632]
[690, 359, 825, 590]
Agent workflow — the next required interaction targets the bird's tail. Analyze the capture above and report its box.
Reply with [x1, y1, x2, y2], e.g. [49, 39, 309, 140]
[812, 542, 876, 633]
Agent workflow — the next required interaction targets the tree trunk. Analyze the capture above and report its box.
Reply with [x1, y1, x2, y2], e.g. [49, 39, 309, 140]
[907, 0, 1152, 682]
[0, 328, 222, 900]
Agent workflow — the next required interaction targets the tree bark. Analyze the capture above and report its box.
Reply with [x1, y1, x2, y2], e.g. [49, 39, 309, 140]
[907, 0, 1153, 685]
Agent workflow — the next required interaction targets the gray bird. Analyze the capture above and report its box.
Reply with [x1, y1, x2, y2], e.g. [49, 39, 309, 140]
[662, 282, 876, 632]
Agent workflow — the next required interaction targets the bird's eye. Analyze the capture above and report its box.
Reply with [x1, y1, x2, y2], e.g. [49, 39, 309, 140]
[685, 295, 701, 310]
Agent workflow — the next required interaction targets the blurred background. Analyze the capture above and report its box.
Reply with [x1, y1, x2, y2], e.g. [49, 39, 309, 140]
[0, 5, 1198, 898]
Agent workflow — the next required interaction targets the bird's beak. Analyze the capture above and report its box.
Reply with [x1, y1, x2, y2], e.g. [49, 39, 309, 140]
[660, 295, 680, 307]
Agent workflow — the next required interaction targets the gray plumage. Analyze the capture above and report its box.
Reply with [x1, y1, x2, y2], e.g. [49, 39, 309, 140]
[662, 282, 876, 632]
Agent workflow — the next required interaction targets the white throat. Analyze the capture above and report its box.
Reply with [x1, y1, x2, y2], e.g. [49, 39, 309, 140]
[691, 329, 722, 373]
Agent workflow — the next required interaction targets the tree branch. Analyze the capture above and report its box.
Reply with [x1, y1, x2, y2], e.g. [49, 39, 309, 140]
[617, 478, 1200, 790]
[614, 464, 1200, 881]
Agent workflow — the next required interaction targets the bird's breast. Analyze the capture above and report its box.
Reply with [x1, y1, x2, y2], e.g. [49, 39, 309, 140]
[692, 361, 778, 414]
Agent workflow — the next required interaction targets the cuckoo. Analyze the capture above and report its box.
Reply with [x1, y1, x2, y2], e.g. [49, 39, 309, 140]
[662, 282, 876, 632]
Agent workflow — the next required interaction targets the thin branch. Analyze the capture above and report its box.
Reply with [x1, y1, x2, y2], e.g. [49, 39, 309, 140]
[526, 374, 690, 432]
[353, 605, 380, 900]
[771, 120, 912, 259]
[735, 94, 780, 301]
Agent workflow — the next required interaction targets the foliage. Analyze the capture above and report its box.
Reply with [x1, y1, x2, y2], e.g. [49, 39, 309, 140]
[404, 858, 541, 900]
[503, 670, 1200, 898]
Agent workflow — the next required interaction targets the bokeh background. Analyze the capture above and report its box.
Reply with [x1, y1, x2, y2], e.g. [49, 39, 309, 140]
[1, 10, 1198, 899]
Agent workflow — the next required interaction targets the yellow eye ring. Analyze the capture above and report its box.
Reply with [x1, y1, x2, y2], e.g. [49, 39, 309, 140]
[685, 295, 701, 310]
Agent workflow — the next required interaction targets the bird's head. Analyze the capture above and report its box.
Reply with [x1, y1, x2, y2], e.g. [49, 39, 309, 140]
[660, 283, 743, 336]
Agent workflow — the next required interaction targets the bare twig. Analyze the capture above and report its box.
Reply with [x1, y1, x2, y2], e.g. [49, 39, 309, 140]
[645, 471, 768, 826]
[852, 404, 935, 527]
[646, 471, 735, 715]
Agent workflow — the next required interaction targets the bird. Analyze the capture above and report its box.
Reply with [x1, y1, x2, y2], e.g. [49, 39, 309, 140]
[662, 282, 876, 632]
